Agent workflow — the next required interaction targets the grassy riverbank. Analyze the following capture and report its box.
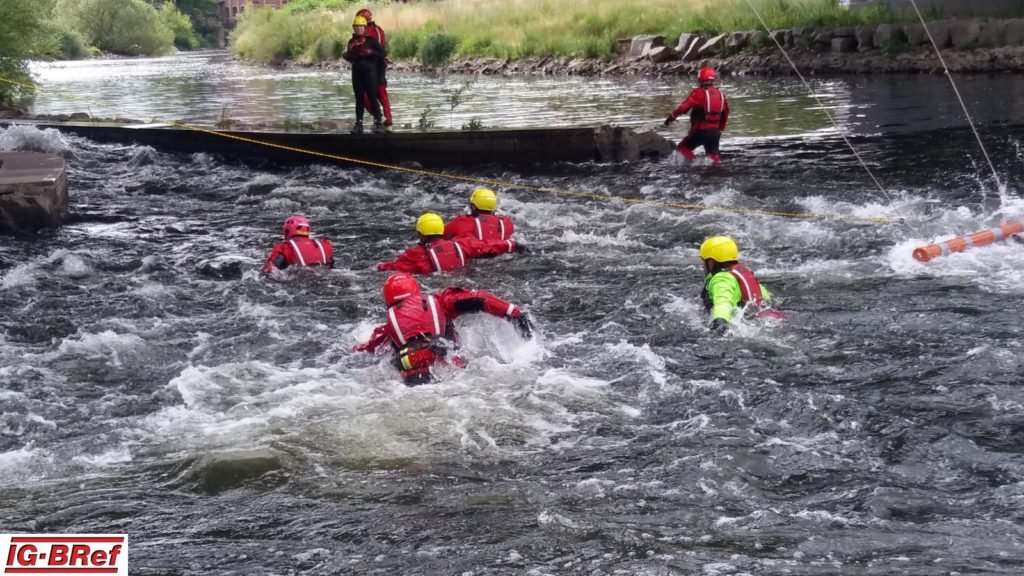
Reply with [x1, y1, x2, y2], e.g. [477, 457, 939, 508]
[230, 0, 942, 64]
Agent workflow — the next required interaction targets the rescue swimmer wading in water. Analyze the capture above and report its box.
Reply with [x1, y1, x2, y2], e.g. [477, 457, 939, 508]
[699, 235, 782, 334]
[261, 215, 334, 275]
[664, 67, 730, 165]
[377, 212, 524, 275]
[353, 273, 534, 385]
[444, 188, 527, 255]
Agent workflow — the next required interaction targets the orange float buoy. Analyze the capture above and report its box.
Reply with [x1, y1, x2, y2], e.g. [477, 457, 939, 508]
[912, 221, 1023, 262]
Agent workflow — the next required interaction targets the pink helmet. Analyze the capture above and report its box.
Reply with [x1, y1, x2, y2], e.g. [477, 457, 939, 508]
[698, 67, 717, 82]
[383, 273, 420, 306]
[282, 215, 310, 240]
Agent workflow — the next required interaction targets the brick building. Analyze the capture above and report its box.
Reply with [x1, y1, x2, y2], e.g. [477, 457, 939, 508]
[219, 0, 290, 26]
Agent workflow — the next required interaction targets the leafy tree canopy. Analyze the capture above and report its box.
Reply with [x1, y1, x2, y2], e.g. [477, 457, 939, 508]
[0, 0, 49, 106]
[56, 0, 175, 56]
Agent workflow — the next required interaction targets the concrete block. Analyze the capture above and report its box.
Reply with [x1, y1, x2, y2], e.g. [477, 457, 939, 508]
[646, 46, 675, 63]
[832, 37, 858, 53]
[925, 21, 952, 48]
[856, 25, 875, 51]
[978, 20, 1006, 47]
[675, 33, 698, 53]
[697, 34, 727, 57]
[0, 152, 68, 235]
[630, 35, 663, 58]
[617, 37, 632, 56]
[950, 19, 982, 47]
[813, 30, 834, 45]
[904, 23, 925, 45]
[726, 31, 751, 51]
[1003, 18, 1024, 45]
[682, 36, 707, 61]
[595, 125, 639, 163]
[875, 23, 906, 46]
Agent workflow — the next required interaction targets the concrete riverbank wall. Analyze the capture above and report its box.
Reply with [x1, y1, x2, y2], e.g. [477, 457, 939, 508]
[0, 122, 673, 168]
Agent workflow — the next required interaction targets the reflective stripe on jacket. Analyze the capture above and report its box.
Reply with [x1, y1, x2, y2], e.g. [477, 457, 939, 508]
[286, 238, 332, 267]
[386, 294, 447, 347]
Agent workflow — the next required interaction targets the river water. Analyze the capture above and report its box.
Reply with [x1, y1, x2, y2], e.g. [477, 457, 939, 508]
[2, 52, 1024, 575]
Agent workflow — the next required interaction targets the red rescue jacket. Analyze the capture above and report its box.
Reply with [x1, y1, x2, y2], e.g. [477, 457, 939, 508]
[366, 23, 386, 48]
[701, 262, 767, 313]
[261, 237, 334, 274]
[354, 287, 522, 380]
[445, 213, 516, 254]
[377, 237, 512, 275]
[670, 86, 729, 131]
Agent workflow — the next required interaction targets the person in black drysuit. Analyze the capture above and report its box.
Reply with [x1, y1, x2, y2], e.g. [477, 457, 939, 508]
[343, 15, 386, 134]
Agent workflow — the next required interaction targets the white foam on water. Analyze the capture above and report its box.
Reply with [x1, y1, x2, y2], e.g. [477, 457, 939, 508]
[0, 445, 51, 484]
[71, 446, 133, 467]
[0, 124, 71, 154]
[1, 262, 38, 290]
[131, 282, 172, 298]
[791, 508, 860, 526]
[47, 330, 147, 363]
[133, 313, 615, 464]
[59, 252, 93, 279]
[555, 228, 648, 249]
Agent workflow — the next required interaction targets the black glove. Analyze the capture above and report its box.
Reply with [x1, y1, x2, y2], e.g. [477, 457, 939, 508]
[709, 318, 728, 335]
[514, 243, 530, 255]
[509, 313, 533, 340]
[429, 338, 451, 357]
[663, 115, 676, 126]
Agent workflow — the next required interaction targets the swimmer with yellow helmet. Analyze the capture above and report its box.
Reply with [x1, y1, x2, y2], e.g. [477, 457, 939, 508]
[376, 212, 518, 274]
[444, 188, 528, 255]
[699, 235, 779, 333]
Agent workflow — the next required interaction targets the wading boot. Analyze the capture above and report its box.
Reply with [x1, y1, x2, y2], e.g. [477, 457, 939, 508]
[350, 122, 363, 134]
[384, 121, 394, 133]
[372, 120, 385, 134]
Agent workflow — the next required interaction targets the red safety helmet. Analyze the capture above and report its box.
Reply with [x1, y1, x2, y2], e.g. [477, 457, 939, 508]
[356, 8, 372, 21]
[698, 67, 717, 81]
[282, 215, 311, 240]
[383, 273, 420, 306]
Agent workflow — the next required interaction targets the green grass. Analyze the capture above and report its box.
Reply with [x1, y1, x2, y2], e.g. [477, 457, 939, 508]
[230, 0, 995, 64]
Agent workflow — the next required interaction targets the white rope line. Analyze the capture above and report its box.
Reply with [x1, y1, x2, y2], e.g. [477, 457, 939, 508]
[906, 0, 1004, 192]
[741, 0, 892, 202]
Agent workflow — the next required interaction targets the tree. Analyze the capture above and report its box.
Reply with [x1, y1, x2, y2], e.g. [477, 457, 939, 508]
[0, 0, 47, 106]
[58, 0, 174, 56]
[159, 1, 199, 49]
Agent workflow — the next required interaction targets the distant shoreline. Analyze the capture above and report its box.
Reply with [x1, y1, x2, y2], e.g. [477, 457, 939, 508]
[296, 46, 1024, 78]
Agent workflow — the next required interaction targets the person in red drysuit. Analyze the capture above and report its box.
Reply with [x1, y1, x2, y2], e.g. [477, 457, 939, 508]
[356, 8, 393, 131]
[443, 187, 526, 256]
[353, 273, 534, 385]
[343, 15, 386, 133]
[377, 212, 521, 275]
[664, 66, 730, 165]
[261, 215, 334, 274]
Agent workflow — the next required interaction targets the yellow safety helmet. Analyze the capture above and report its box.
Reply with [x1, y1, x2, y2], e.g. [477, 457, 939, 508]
[416, 212, 445, 236]
[469, 188, 497, 212]
[353, 15, 368, 26]
[699, 235, 739, 263]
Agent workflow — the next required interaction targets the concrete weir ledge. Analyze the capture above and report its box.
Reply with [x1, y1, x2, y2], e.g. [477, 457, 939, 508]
[0, 121, 673, 167]
[0, 152, 68, 235]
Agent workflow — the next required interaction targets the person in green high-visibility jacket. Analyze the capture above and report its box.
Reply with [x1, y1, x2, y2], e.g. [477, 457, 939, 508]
[699, 235, 780, 334]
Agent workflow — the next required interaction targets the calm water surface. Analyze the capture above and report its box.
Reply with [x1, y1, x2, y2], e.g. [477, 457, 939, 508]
[2, 52, 1023, 575]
